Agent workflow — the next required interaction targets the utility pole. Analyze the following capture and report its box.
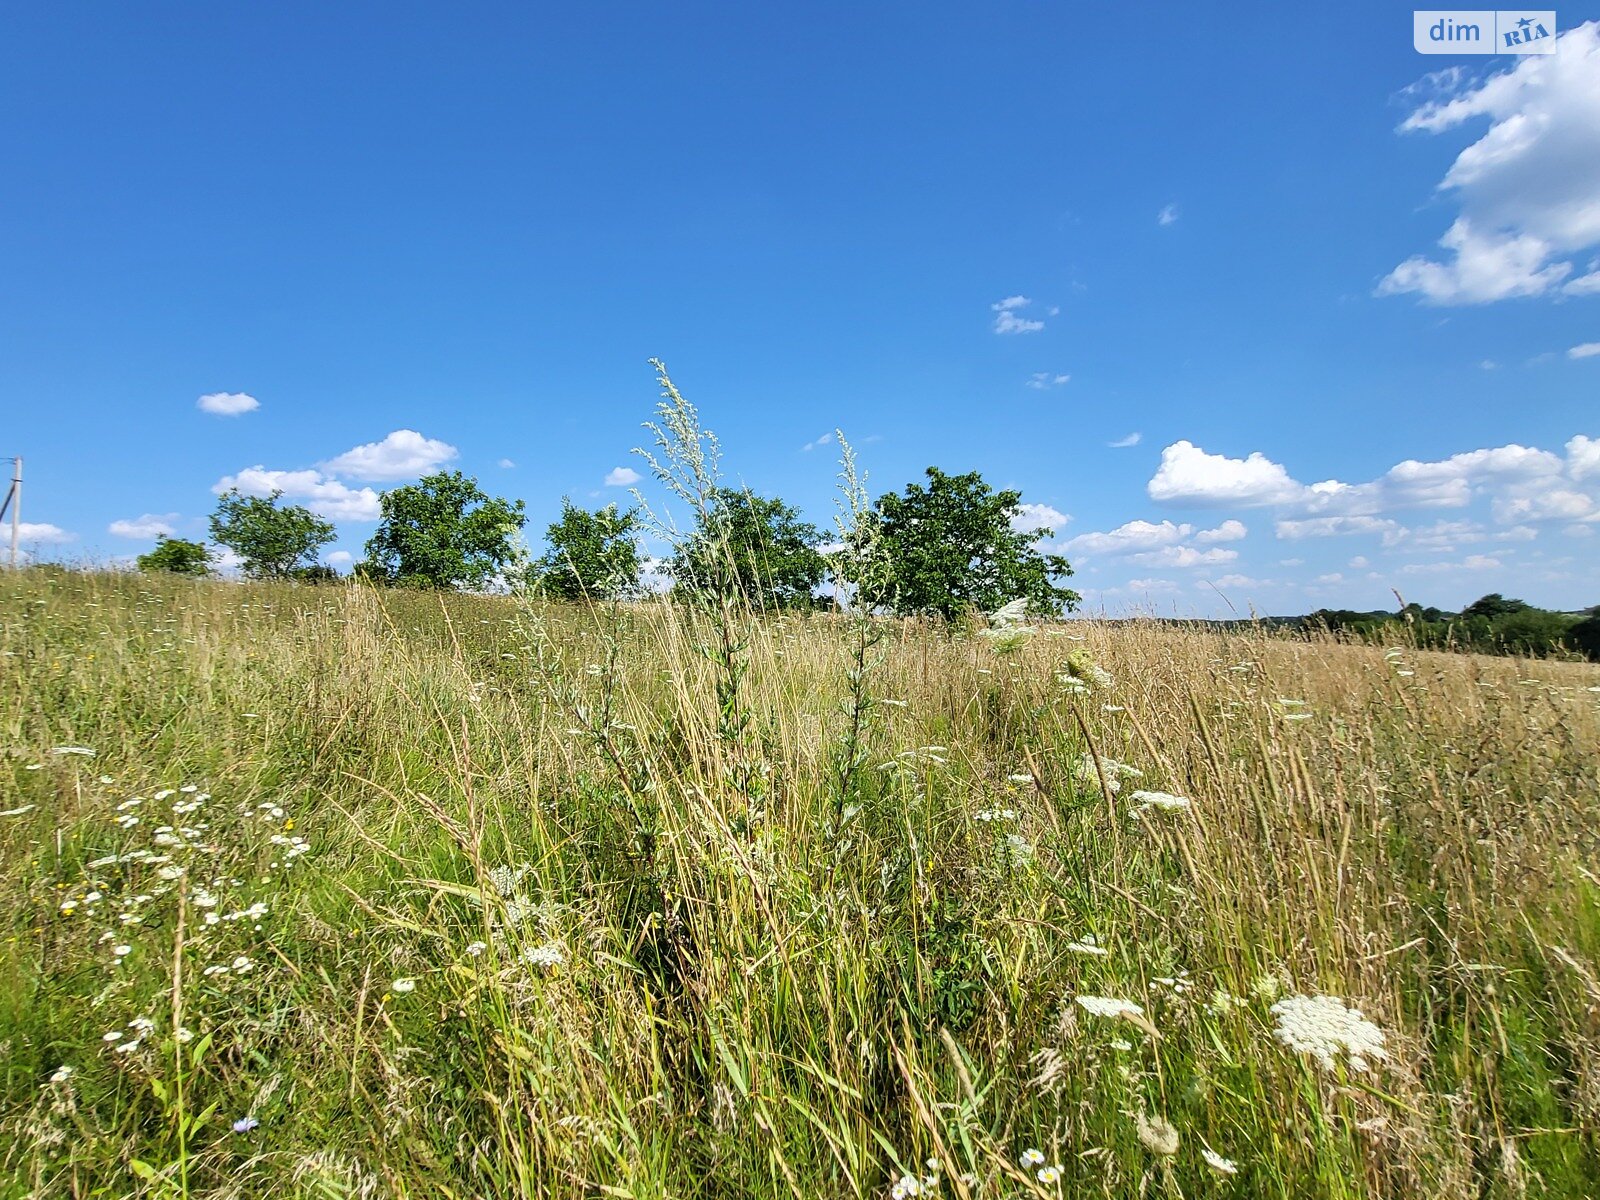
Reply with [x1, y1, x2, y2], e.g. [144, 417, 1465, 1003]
[1, 457, 19, 568]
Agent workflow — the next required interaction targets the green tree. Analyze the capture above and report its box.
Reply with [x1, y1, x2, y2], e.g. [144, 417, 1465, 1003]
[1570, 610, 1600, 661]
[1462, 593, 1530, 619]
[362, 471, 526, 590]
[863, 467, 1079, 620]
[532, 500, 642, 601]
[135, 536, 213, 577]
[209, 490, 336, 580]
[1489, 607, 1575, 657]
[673, 487, 825, 610]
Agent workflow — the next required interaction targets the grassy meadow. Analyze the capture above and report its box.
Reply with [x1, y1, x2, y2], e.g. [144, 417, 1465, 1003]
[3, 565, 1600, 1198]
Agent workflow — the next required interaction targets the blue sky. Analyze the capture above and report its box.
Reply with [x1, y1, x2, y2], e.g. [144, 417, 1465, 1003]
[3, 3, 1598, 615]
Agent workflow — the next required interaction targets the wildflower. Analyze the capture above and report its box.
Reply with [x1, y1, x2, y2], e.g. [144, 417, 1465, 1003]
[465, 941, 487, 957]
[1065, 934, 1108, 956]
[1135, 1113, 1179, 1156]
[112, 944, 132, 958]
[1202, 1149, 1238, 1175]
[49, 1065, 73, 1084]
[1270, 994, 1387, 1072]
[1075, 995, 1144, 1020]
[390, 978, 417, 994]
[1020, 1149, 1045, 1168]
[889, 1174, 921, 1199]
[1129, 790, 1191, 816]
[101, 1031, 123, 1043]
[1003, 833, 1034, 865]
[523, 941, 567, 969]
[1036, 1164, 1062, 1184]
[232, 1116, 260, 1133]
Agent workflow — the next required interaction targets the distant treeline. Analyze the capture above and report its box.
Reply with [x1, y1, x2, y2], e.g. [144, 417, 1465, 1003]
[1137, 594, 1600, 662]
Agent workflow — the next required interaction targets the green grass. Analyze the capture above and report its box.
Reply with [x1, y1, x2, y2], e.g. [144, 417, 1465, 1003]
[2, 566, 1599, 1198]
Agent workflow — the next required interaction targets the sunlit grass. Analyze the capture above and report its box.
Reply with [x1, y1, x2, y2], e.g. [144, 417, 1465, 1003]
[3, 566, 1598, 1197]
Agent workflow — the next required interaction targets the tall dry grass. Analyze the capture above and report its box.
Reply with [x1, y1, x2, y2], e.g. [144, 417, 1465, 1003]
[2, 566, 1598, 1198]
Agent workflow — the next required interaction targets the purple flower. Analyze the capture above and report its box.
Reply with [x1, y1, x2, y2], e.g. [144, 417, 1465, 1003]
[232, 1116, 259, 1133]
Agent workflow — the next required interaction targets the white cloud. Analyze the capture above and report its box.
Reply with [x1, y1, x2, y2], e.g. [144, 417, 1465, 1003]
[1570, 342, 1600, 359]
[213, 466, 382, 521]
[1157, 204, 1180, 226]
[1124, 577, 1181, 593]
[1379, 23, 1600, 304]
[1398, 554, 1503, 574]
[992, 296, 1044, 335]
[320, 430, 458, 482]
[9, 522, 74, 544]
[604, 466, 642, 487]
[1011, 503, 1070, 535]
[1568, 435, 1600, 481]
[326, 550, 353, 566]
[1148, 441, 1304, 507]
[109, 514, 178, 539]
[802, 432, 835, 452]
[1108, 432, 1142, 448]
[1067, 519, 1191, 556]
[1210, 573, 1272, 589]
[1274, 516, 1400, 539]
[1127, 545, 1238, 569]
[1349, 555, 1370, 569]
[197, 392, 259, 416]
[1025, 373, 1070, 389]
[1154, 436, 1591, 526]
[498, 458, 516, 469]
[1193, 519, 1247, 544]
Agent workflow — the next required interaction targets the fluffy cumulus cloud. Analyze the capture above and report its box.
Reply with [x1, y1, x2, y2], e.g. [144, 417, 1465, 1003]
[992, 295, 1044, 335]
[109, 513, 178, 539]
[320, 430, 458, 481]
[1062, 518, 1245, 568]
[1378, 22, 1600, 304]
[9, 521, 74, 544]
[604, 466, 642, 487]
[1148, 441, 1304, 507]
[1011, 503, 1070, 536]
[213, 467, 382, 522]
[197, 392, 259, 416]
[1151, 437, 1595, 525]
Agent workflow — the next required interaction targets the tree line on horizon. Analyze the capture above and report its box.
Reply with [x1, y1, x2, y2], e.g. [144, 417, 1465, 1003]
[125, 468, 1600, 662]
[135, 465, 1079, 623]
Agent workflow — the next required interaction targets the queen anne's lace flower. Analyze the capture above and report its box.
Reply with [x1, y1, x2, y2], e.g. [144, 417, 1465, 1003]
[1269, 994, 1388, 1072]
[1075, 995, 1144, 1019]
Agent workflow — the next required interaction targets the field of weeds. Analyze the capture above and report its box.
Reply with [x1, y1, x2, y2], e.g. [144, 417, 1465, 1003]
[3, 567, 1599, 1198]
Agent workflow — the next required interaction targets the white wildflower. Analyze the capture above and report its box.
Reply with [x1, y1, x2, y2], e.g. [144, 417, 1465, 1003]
[1075, 995, 1144, 1020]
[1129, 790, 1191, 816]
[1269, 994, 1388, 1072]
[1020, 1149, 1045, 1168]
[1202, 1149, 1238, 1175]
[390, 978, 416, 994]
[523, 941, 567, 969]
[1135, 1113, 1179, 1156]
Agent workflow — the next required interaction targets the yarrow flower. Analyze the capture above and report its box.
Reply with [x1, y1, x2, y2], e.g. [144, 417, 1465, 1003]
[1135, 1113, 1180, 1156]
[1075, 995, 1144, 1020]
[522, 941, 567, 969]
[390, 978, 417, 994]
[1128, 790, 1191, 816]
[1270, 994, 1388, 1072]
[1202, 1149, 1238, 1175]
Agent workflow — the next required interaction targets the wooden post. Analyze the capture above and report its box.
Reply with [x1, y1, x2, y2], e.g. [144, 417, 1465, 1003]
[7, 457, 18, 568]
